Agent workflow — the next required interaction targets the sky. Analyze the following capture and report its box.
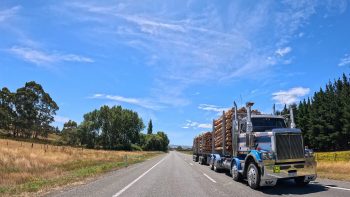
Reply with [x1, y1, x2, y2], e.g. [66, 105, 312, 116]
[1, 0, 350, 146]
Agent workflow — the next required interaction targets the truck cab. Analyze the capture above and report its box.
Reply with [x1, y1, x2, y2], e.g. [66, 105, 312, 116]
[232, 104, 317, 189]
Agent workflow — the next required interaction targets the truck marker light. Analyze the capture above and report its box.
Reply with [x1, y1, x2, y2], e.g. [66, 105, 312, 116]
[273, 166, 280, 173]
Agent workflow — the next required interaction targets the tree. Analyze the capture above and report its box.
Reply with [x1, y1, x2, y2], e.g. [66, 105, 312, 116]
[13, 81, 58, 138]
[78, 105, 145, 150]
[0, 87, 15, 132]
[61, 120, 79, 145]
[147, 119, 153, 134]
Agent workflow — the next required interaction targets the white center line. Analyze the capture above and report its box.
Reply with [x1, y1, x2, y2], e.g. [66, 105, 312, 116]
[112, 157, 166, 197]
[324, 185, 350, 191]
[203, 173, 216, 183]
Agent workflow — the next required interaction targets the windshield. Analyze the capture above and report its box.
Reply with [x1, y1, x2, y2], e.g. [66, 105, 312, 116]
[252, 117, 286, 132]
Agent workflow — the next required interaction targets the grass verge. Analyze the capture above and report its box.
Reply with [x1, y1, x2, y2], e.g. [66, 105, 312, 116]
[315, 151, 350, 181]
[0, 139, 162, 196]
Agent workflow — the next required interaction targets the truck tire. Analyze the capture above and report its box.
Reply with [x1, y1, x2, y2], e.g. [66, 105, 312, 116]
[210, 164, 214, 170]
[214, 164, 219, 172]
[247, 163, 260, 190]
[294, 177, 310, 186]
[232, 163, 242, 182]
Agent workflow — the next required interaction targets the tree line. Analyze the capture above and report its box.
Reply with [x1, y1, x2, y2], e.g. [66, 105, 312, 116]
[295, 73, 350, 151]
[61, 106, 169, 151]
[277, 73, 350, 151]
[0, 81, 169, 151]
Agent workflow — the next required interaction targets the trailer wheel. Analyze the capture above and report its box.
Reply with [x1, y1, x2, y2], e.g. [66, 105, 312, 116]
[247, 163, 260, 190]
[294, 177, 310, 186]
[214, 164, 219, 172]
[232, 163, 242, 182]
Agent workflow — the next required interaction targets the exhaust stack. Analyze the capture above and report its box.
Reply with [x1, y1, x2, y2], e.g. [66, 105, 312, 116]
[246, 102, 254, 133]
[290, 105, 296, 128]
[232, 102, 239, 156]
[273, 104, 276, 115]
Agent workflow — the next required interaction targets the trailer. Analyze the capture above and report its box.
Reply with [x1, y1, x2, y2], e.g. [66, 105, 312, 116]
[196, 101, 317, 189]
[192, 132, 212, 165]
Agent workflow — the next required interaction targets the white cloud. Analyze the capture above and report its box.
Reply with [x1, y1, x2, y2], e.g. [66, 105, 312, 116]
[54, 115, 70, 123]
[182, 120, 211, 129]
[338, 54, 350, 67]
[91, 94, 163, 110]
[198, 104, 229, 113]
[0, 6, 20, 23]
[275, 47, 292, 57]
[272, 87, 310, 105]
[9, 46, 94, 66]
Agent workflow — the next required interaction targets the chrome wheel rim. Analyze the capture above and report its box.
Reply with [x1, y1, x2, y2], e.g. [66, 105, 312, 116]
[248, 166, 256, 186]
[232, 165, 238, 178]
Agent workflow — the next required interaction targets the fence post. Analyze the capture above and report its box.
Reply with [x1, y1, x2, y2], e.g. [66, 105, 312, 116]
[124, 155, 128, 167]
[31, 143, 33, 148]
[334, 153, 337, 161]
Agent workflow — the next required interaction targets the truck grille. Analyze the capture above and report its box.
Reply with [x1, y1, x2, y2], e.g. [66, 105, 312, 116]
[275, 133, 304, 160]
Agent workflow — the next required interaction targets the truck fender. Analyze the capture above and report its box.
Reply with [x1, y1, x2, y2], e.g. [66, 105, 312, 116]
[231, 158, 242, 171]
[213, 154, 221, 165]
[243, 150, 262, 176]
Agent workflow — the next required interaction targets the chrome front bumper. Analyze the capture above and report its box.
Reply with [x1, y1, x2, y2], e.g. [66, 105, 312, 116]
[259, 158, 317, 186]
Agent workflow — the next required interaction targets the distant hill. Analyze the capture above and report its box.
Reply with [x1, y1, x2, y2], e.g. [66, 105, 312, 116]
[169, 144, 192, 150]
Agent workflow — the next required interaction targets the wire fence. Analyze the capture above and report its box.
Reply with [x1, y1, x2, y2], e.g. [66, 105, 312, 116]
[315, 152, 350, 161]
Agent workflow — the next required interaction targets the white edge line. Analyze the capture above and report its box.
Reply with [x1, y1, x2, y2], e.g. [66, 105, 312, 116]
[324, 185, 350, 191]
[112, 157, 166, 197]
[203, 173, 216, 183]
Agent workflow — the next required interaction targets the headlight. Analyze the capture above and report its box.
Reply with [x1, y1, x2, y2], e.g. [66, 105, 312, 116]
[305, 149, 314, 157]
[262, 152, 274, 160]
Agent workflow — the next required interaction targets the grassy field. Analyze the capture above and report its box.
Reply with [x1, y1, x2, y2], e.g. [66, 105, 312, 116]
[315, 151, 350, 181]
[0, 139, 161, 196]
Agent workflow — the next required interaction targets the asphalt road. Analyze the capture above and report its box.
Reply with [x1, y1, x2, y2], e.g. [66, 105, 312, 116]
[47, 151, 350, 197]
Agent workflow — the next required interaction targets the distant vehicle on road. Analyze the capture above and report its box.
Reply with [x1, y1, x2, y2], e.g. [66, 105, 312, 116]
[193, 101, 317, 189]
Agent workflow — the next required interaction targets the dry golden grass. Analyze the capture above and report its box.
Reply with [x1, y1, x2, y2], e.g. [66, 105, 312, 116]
[0, 139, 161, 196]
[317, 161, 350, 181]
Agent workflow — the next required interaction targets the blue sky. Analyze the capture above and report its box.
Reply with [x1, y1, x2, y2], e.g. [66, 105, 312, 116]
[1, 0, 350, 145]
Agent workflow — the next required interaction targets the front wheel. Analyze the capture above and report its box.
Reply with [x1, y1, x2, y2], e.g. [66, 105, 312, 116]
[294, 177, 310, 186]
[232, 163, 242, 181]
[247, 163, 260, 189]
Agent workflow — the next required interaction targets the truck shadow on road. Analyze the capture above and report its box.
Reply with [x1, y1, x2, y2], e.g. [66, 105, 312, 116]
[260, 180, 328, 195]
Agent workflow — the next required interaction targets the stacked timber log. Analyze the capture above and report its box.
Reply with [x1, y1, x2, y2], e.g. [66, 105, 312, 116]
[193, 131, 212, 154]
[201, 131, 212, 153]
[213, 107, 261, 154]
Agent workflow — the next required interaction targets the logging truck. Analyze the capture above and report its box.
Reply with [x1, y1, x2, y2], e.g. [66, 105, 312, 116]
[192, 102, 317, 189]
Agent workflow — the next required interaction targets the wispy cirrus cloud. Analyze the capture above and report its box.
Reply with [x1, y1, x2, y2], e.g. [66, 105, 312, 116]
[8, 46, 94, 66]
[182, 120, 211, 129]
[275, 47, 292, 57]
[338, 53, 350, 67]
[91, 94, 163, 110]
[53, 0, 346, 108]
[198, 104, 230, 113]
[0, 5, 20, 23]
[272, 87, 310, 105]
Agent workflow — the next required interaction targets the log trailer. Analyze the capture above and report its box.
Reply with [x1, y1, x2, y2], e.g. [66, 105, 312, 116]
[192, 102, 317, 189]
[192, 132, 213, 165]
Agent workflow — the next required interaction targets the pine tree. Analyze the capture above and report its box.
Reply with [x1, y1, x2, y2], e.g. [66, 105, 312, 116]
[147, 119, 153, 135]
